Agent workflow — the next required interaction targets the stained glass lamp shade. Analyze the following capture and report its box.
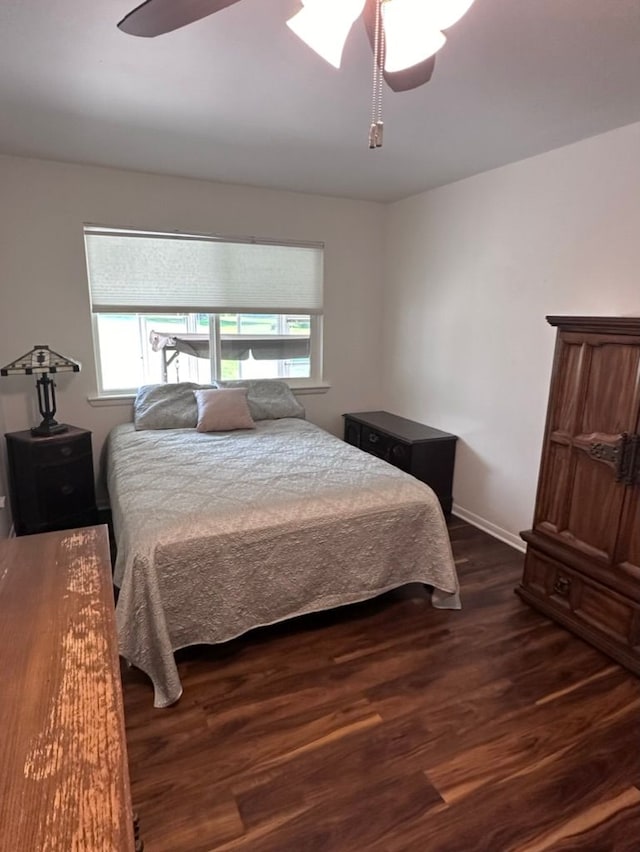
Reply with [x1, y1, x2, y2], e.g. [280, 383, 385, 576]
[0, 345, 81, 436]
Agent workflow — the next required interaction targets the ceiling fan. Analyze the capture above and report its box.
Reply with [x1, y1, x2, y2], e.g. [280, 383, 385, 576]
[118, 0, 477, 94]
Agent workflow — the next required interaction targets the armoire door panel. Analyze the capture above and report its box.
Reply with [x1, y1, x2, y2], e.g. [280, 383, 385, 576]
[534, 440, 571, 531]
[536, 438, 625, 561]
[613, 485, 640, 586]
[580, 340, 640, 435]
[548, 341, 585, 434]
[563, 450, 625, 561]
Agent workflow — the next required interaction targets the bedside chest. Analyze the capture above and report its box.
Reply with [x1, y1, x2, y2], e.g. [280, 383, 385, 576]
[343, 411, 458, 514]
[5, 426, 98, 536]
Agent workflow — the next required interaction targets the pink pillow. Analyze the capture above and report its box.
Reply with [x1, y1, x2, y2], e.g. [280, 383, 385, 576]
[193, 388, 256, 432]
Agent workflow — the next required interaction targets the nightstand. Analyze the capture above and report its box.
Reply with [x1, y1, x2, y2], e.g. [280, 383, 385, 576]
[5, 426, 98, 536]
[343, 411, 458, 514]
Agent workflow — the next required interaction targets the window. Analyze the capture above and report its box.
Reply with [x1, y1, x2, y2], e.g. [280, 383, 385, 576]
[84, 227, 324, 394]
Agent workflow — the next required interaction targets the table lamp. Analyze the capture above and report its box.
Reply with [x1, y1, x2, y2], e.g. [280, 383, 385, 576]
[0, 345, 81, 436]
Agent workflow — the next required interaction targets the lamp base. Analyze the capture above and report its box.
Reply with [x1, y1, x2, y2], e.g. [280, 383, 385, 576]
[31, 422, 68, 437]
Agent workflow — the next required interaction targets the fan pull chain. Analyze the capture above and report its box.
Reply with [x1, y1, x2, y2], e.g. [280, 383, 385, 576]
[369, 0, 384, 149]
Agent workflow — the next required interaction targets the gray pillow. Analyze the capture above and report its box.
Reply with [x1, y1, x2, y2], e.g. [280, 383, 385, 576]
[133, 382, 217, 430]
[219, 379, 305, 421]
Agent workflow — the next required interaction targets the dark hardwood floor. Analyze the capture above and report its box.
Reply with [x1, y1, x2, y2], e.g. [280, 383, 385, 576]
[122, 520, 640, 851]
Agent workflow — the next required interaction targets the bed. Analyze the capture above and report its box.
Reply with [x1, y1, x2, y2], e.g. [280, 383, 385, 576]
[107, 382, 461, 708]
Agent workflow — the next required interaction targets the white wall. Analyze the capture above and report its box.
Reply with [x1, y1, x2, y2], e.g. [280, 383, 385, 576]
[3, 124, 640, 544]
[0, 155, 386, 508]
[383, 121, 640, 548]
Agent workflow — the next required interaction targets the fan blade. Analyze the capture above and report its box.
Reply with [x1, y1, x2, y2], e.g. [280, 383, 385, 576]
[362, 0, 436, 92]
[118, 0, 243, 38]
[383, 57, 436, 92]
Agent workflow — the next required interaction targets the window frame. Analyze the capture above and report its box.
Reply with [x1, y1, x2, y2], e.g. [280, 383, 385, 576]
[85, 226, 324, 396]
[90, 311, 323, 396]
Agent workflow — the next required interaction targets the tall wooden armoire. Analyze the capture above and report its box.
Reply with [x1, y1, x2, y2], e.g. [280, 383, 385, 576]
[518, 316, 640, 674]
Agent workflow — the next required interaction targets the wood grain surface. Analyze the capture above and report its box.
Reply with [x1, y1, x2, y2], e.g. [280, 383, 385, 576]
[0, 525, 135, 851]
[122, 520, 640, 851]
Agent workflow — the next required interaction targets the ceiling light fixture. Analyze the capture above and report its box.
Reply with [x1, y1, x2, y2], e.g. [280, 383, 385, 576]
[287, 0, 476, 147]
[382, 1, 446, 73]
[286, 0, 366, 69]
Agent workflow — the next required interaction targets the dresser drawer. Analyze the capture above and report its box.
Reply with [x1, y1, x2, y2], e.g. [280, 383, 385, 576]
[360, 425, 411, 471]
[521, 548, 640, 652]
[360, 424, 392, 459]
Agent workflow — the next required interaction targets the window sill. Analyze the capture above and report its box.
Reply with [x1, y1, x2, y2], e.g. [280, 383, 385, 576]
[87, 381, 331, 408]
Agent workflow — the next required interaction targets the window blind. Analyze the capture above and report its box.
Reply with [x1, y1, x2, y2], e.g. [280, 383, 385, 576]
[84, 227, 324, 314]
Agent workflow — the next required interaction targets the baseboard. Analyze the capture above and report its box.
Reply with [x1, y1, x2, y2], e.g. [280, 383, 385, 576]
[451, 504, 526, 553]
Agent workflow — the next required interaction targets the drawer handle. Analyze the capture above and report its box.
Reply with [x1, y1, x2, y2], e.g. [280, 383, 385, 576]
[60, 446, 73, 457]
[553, 576, 571, 596]
[60, 484, 75, 496]
[368, 433, 379, 444]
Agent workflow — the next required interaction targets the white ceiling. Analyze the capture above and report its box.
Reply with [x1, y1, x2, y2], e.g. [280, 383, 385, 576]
[1, 0, 639, 202]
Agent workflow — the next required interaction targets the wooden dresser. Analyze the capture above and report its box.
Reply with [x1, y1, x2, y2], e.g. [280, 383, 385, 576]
[0, 525, 136, 850]
[518, 316, 640, 674]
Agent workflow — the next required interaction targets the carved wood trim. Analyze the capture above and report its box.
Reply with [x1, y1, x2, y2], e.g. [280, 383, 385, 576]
[586, 433, 640, 484]
[589, 439, 622, 466]
[547, 316, 640, 336]
[588, 433, 629, 480]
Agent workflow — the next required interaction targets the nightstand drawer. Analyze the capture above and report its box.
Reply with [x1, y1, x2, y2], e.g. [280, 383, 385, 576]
[30, 432, 92, 465]
[36, 459, 96, 520]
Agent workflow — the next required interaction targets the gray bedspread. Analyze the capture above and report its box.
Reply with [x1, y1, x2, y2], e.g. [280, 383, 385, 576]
[107, 419, 460, 707]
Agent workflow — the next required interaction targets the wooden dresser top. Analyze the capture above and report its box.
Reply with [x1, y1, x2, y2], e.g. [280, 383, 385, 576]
[0, 525, 135, 851]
